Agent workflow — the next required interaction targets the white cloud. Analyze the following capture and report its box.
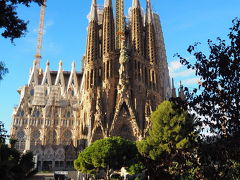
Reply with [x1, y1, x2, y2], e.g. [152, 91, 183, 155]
[171, 68, 195, 78]
[169, 60, 182, 72]
[44, 41, 62, 55]
[168, 56, 196, 79]
[45, 20, 54, 28]
[182, 77, 200, 85]
[32, 19, 54, 35]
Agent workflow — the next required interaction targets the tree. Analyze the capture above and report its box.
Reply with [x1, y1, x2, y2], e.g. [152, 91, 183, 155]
[0, 0, 44, 42]
[137, 100, 199, 179]
[0, 61, 8, 81]
[0, 120, 8, 144]
[0, 0, 44, 80]
[0, 121, 37, 180]
[74, 136, 139, 180]
[0, 145, 37, 180]
[176, 18, 240, 179]
[176, 17, 240, 137]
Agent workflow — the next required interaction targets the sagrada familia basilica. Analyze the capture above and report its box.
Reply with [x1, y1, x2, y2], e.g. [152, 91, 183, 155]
[10, 0, 180, 171]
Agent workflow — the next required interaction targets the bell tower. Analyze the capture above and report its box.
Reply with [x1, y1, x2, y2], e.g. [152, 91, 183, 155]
[115, 0, 125, 49]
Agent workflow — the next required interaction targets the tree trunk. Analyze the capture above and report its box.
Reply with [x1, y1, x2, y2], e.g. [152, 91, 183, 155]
[105, 166, 110, 180]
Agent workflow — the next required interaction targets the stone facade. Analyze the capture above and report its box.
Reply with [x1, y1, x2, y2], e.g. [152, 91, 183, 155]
[10, 0, 174, 167]
[79, 0, 173, 142]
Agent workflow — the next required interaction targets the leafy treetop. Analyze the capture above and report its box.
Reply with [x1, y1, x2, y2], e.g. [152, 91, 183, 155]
[137, 100, 198, 179]
[176, 18, 240, 137]
[0, 0, 44, 42]
[74, 136, 138, 179]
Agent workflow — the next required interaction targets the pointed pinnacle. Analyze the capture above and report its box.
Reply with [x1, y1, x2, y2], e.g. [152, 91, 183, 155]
[89, 0, 98, 21]
[132, 0, 140, 8]
[146, 0, 153, 23]
[72, 61, 76, 68]
[59, 60, 63, 67]
[46, 60, 50, 66]
[104, 0, 112, 8]
[33, 60, 37, 66]
[172, 78, 175, 88]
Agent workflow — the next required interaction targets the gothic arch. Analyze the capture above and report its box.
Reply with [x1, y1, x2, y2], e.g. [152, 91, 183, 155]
[110, 103, 136, 141]
[91, 126, 104, 142]
[46, 129, 57, 145]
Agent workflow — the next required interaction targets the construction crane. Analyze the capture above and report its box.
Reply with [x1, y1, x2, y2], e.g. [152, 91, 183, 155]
[35, 0, 47, 69]
[115, 0, 125, 49]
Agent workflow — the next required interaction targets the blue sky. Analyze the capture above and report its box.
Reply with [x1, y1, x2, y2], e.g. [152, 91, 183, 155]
[1, 0, 240, 132]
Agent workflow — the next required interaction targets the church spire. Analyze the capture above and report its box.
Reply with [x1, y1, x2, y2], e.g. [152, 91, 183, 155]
[131, 0, 144, 55]
[104, 0, 112, 7]
[179, 81, 186, 100]
[146, 0, 153, 24]
[172, 78, 176, 98]
[89, 0, 98, 21]
[86, 0, 99, 63]
[102, 0, 115, 55]
[115, 0, 125, 49]
[145, 0, 156, 64]
[132, 0, 140, 8]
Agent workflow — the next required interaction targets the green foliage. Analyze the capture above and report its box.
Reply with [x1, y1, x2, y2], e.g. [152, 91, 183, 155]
[176, 17, 240, 137]
[137, 100, 199, 179]
[0, 145, 36, 180]
[0, 0, 44, 42]
[0, 121, 8, 144]
[0, 120, 36, 179]
[176, 18, 240, 179]
[137, 101, 195, 160]
[0, 61, 8, 81]
[74, 136, 138, 178]
[127, 162, 145, 175]
[0, 0, 42, 80]
[223, 160, 240, 179]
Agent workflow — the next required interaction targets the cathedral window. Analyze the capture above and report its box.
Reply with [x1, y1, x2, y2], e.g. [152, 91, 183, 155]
[20, 141, 25, 150]
[67, 111, 71, 118]
[54, 120, 58, 125]
[33, 130, 40, 139]
[145, 68, 148, 86]
[99, 68, 102, 81]
[55, 161, 60, 168]
[20, 110, 24, 117]
[152, 71, 155, 90]
[110, 61, 113, 78]
[135, 60, 137, 79]
[64, 130, 72, 139]
[90, 69, 93, 88]
[138, 62, 141, 80]
[107, 61, 110, 79]
[94, 68, 97, 85]
[36, 111, 40, 117]
[84, 74, 87, 89]
[30, 89, 34, 96]
[87, 71, 89, 89]
[17, 130, 25, 139]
